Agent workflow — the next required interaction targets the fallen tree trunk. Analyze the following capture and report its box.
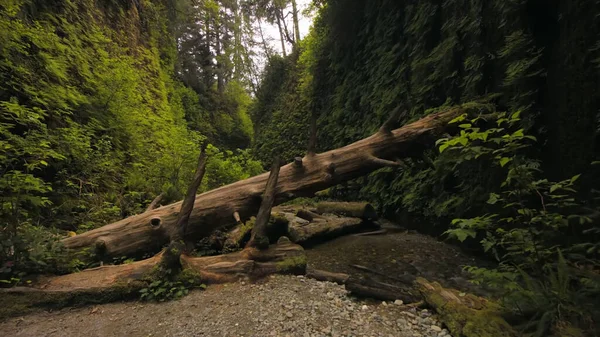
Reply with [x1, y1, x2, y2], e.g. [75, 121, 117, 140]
[287, 216, 367, 243]
[247, 158, 281, 248]
[0, 238, 305, 318]
[315, 202, 378, 220]
[346, 276, 419, 303]
[62, 106, 471, 259]
[306, 268, 349, 284]
[416, 278, 516, 337]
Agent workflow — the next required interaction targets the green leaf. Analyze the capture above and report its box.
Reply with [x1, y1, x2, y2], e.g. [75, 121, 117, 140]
[449, 114, 467, 124]
[570, 174, 581, 184]
[458, 123, 472, 129]
[487, 193, 499, 205]
[499, 157, 511, 167]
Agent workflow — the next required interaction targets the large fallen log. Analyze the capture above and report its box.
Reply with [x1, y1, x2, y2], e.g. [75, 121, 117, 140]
[416, 278, 516, 337]
[0, 238, 305, 318]
[62, 106, 474, 259]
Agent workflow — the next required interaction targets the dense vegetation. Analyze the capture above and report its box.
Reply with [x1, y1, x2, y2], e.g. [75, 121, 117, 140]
[252, 0, 600, 335]
[0, 0, 268, 276]
[1, 0, 599, 335]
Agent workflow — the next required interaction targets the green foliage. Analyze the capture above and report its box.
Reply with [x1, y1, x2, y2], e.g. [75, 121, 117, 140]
[139, 267, 205, 302]
[440, 114, 600, 336]
[0, 0, 261, 279]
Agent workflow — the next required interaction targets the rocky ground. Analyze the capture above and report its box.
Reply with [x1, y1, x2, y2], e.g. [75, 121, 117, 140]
[0, 275, 450, 337]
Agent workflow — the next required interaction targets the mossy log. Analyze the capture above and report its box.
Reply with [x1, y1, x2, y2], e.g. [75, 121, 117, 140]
[222, 213, 289, 250]
[62, 106, 472, 259]
[416, 277, 517, 337]
[0, 239, 305, 319]
[315, 202, 378, 220]
[182, 237, 306, 283]
[288, 216, 367, 243]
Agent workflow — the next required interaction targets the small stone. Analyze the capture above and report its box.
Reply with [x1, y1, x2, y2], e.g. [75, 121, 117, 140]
[430, 325, 442, 332]
[286, 312, 293, 318]
[394, 299, 404, 305]
[327, 292, 335, 299]
[361, 305, 368, 310]
[381, 301, 388, 306]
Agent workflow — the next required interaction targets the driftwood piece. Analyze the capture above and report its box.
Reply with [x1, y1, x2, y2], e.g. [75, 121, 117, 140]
[345, 276, 418, 303]
[315, 202, 378, 220]
[306, 268, 349, 285]
[248, 158, 281, 248]
[416, 278, 516, 337]
[349, 264, 416, 285]
[62, 106, 472, 259]
[353, 229, 387, 236]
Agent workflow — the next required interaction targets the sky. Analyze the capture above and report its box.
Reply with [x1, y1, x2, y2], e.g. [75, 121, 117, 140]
[260, 0, 315, 55]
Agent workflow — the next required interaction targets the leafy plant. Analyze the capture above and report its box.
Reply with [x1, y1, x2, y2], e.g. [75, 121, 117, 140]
[440, 113, 600, 335]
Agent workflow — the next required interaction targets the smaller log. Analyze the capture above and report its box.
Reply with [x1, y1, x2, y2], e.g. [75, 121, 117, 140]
[345, 276, 418, 303]
[416, 278, 516, 337]
[349, 264, 415, 285]
[145, 193, 164, 212]
[315, 202, 378, 220]
[353, 229, 387, 236]
[224, 213, 289, 251]
[182, 237, 306, 284]
[288, 217, 364, 243]
[295, 209, 324, 222]
[248, 158, 281, 249]
[306, 268, 349, 285]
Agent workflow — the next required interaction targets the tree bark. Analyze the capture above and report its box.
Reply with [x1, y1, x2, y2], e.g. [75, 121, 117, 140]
[0, 238, 305, 319]
[315, 202, 378, 220]
[291, 0, 301, 43]
[416, 278, 516, 337]
[287, 216, 366, 243]
[62, 106, 472, 259]
[247, 158, 281, 248]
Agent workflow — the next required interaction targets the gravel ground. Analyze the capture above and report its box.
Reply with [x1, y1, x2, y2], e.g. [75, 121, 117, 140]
[0, 275, 450, 337]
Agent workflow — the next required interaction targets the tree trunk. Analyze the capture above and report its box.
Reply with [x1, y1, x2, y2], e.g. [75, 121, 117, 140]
[276, 12, 287, 56]
[247, 158, 281, 248]
[62, 106, 473, 259]
[315, 202, 378, 220]
[291, 0, 301, 43]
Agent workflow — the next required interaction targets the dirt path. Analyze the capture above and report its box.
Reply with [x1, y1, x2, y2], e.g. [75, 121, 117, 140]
[0, 275, 449, 337]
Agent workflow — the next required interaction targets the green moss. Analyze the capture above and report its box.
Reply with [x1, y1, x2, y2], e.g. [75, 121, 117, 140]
[419, 279, 516, 337]
[0, 281, 144, 320]
[275, 255, 307, 274]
